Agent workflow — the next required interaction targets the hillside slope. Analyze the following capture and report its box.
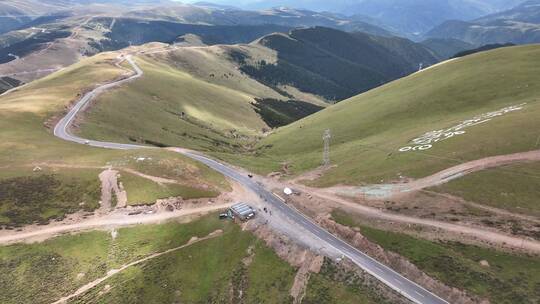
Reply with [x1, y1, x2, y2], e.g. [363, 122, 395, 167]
[243, 45, 540, 187]
[0, 15, 289, 84]
[0, 2, 392, 85]
[421, 38, 474, 60]
[0, 0, 63, 34]
[78, 52, 270, 152]
[76, 27, 439, 152]
[76, 42, 331, 153]
[0, 52, 228, 227]
[237, 27, 438, 102]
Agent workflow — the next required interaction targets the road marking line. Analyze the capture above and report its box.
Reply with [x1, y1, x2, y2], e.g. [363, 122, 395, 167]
[415, 291, 426, 298]
[272, 193, 285, 202]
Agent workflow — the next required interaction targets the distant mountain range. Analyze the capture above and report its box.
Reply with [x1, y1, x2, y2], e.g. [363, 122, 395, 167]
[7, 0, 536, 90]
[0, 1, 397, 84]
[126, 5, 393, 36]
[197, 0, 525, 38]
[425, 0, 540, 46]
[0, 1, 391, 36]
[4, 0, 527, 39]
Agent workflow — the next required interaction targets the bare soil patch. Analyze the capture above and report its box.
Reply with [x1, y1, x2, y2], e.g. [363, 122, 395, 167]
[98, 169, 127, 212]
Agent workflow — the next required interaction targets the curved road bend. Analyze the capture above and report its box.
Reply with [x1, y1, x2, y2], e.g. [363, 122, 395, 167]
[53, 55, 448, 304]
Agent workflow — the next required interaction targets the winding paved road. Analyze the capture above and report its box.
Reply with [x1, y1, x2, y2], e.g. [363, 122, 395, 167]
[53, 55, 449, 304]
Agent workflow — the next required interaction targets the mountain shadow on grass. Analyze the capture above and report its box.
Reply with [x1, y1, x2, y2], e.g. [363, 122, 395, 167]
[452, 43, 515, 58]
[253, 98, 324, 129]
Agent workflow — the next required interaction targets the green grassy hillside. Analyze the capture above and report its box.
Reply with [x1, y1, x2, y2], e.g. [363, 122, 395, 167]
[238, 27, 438, 102]
[77, 28, 443, 150]
[78, 55, 267, 152]
[241, 45, 540, 186]
[0, 213, 386, 304]
[77, 47, 330, 152]
[0, 52, 228, 226]
[0, 215, 294, 304]
[431, 161, 540, 216]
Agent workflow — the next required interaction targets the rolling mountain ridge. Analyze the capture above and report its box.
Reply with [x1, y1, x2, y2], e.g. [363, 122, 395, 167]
[426, 0, 540, 46]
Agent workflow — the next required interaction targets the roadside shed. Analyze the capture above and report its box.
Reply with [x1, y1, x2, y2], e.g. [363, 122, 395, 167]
[229, 203, 256, 221]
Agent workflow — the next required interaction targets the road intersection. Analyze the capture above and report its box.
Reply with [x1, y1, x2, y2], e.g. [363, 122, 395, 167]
[53, 54, 449, 304]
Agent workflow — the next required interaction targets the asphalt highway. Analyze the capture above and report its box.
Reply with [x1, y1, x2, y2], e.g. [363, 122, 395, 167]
[53, 55, 449, 304]
[53, 55, 145, 149]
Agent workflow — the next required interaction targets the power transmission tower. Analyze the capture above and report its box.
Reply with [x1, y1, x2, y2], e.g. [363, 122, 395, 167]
[322, 129, 331, 167]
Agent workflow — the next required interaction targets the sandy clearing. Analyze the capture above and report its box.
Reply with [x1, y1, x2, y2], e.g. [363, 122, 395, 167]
[50, 230, 223, 304]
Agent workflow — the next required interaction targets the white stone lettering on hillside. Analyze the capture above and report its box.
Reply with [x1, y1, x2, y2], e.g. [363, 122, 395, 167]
[399, 103, 527, 152]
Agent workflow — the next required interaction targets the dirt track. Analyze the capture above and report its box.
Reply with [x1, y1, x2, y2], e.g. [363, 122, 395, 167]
[328, 149, 540, 199]
[281, 149, 540, 253]
[310, 188, 540, 253]
[0, 203, 232, 245]
[400, 149, 540, 193]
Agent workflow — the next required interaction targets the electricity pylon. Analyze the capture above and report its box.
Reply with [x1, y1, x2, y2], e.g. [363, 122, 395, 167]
[323, 129, 331, 167]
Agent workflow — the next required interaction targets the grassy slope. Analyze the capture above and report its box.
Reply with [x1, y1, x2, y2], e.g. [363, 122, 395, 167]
[431, 161, 540, 216]
[151, 45, 292, 104]
[78, 55, 266, 152]
[120, 172, 219, 206]
[0, 168, 102, 227]
[238, 45, 540, 186]
[302, 274, 375, 304]
[332, 210, 540, 304]
[0, 52, 227, 225]
[243, 27, 437, 102]
[0, 214, 297, 304]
